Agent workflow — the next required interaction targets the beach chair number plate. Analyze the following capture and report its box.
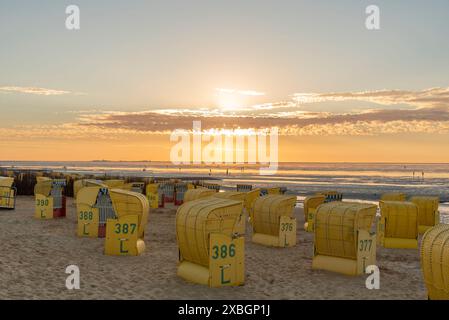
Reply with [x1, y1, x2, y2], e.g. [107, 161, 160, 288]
[279, 216, 297, 247]
[105, 215, 139, 256]
[209, 234, 244, 287]
[77, 207, 100, 238]
[35, 195, 53, 219]
[356, 229, 376, 274]
[147, 192, 159, 209]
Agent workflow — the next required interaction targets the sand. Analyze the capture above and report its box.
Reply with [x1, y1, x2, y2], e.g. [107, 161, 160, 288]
[0, 196, 427, 300]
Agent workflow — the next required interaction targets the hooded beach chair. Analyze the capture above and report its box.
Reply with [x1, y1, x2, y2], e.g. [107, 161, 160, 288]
[410, 196, 440, 234]
[420, 224, 449, 300]
[34, 177, 67, 219]
[303, 194, 326, 232]
[312, 202, 377, 276]
[378, 201, 419, 249]
[251, 195, 297, 247]
[176, 197, 245, 287]
[0, 177, 16, 209]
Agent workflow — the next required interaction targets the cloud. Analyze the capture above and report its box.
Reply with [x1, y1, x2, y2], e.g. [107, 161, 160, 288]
[0, 86, 81, 96]
[75, 105, 449, 136]
[2, 86, 449, 139]
[293, 87, 449, 109]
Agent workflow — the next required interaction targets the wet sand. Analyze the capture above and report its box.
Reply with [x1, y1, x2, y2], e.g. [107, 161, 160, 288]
[0, 196, 426, 299]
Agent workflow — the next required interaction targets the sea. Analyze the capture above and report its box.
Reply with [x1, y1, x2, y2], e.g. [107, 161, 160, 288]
[2, 161, 449, 219]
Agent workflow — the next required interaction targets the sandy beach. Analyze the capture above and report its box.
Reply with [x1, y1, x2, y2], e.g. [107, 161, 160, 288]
[0, 195, 426, 300]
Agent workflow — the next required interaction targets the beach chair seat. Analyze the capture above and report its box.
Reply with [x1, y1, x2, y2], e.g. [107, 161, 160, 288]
[251, 195, 297, 247]
[380, 192, 406, 201]
[312, 202, 377, 276]
[410, 196, 439, 234]
[378, 201, 419, 249]
[0, 177, 16, 210]
[176, 198, 244, 287]
[420, 224, 449, 300]
[34, 178, 67, 219]
[303, 194, 326, 232]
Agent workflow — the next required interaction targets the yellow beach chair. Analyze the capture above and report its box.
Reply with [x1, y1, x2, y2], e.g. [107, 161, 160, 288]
[378, 201, 419, 249]
[251, 195, 297, 247]
[0, 177, 16, 209]
[34, 178, 67, 219]
[312, 202, 377, 276]
[176, 198, 245, 287]
[303, 194, 326, 232]
[420, 224, 449, 300]
[410, 196, 440, 234]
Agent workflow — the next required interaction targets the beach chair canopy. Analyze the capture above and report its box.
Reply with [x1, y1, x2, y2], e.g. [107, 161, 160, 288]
[379, 201, 418, 239]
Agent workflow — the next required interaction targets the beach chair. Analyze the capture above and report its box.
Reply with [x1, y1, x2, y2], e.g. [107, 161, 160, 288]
[380, 192, 406, 201]
[104, 189, 149, 256]
[312, 202, 377, 276]
[123, 182, 145, 194]
[201, 183, 221, 192]
[183, 188, 216, 203]
[174, 183, 188, 205]
[146, 183, 160, 209]
[34, 177, 67, 219]
[0, 177, 16, 210]
[303, 194, 326, 232]
[77, 186, 149, 255]
[160, 182, 175, 203]
[236, 184, 252, 192]
[410, 196, 440, 234]
[420, 224, 449, 300]
[316, 191, 343, 202]
[378, 201, 419, 249]
[176, 198, 245, 287]
[251, 195, 297, 247]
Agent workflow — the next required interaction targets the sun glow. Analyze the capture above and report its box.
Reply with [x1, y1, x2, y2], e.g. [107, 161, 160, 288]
[215, 88, 265, 110]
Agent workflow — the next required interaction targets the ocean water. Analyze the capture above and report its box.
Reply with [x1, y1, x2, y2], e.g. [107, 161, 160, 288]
[2, 161, 449, 217]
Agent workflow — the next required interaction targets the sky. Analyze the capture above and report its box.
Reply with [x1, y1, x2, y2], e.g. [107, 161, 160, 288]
[1, 0, 449, 162]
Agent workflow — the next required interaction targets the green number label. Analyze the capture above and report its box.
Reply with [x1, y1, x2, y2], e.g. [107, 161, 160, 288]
[212, 244, 236, 259]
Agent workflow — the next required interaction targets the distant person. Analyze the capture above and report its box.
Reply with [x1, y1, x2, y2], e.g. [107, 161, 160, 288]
[209, 169, 212, 176]
[413, 171, 415, 179]
[226, 168, 229, 176]
[422, 171, 425, 181]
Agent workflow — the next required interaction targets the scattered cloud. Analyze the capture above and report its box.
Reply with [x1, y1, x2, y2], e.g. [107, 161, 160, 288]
[0, 86, 84, 96]
[293, 87, 449, 109]
[2, 86, 449, 139]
